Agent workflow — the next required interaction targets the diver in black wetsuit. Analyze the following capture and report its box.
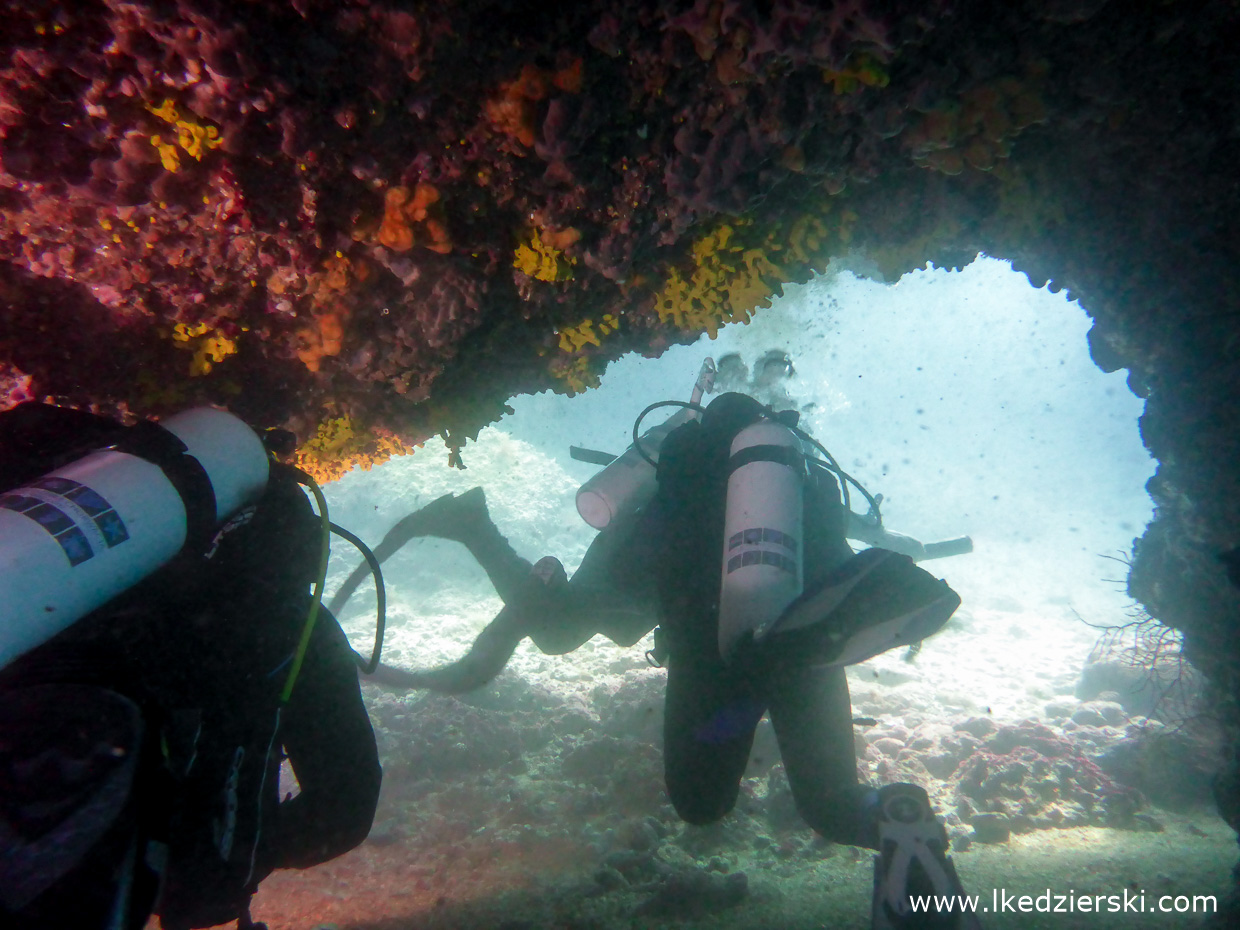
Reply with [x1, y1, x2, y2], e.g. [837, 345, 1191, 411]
[649, 394, 982, 930]
[335, 402, 960, 698]
[340, 389, 979, 927]
[0, 404, 381, 930]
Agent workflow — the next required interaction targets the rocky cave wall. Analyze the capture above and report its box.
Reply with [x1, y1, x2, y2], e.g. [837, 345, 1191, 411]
[2, 0, 1239, 869]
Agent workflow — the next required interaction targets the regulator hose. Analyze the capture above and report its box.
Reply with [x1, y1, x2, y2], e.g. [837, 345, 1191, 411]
[628, 399, 884, 526]
[329, 521, 387, 674]
[282, 468, 331, 703]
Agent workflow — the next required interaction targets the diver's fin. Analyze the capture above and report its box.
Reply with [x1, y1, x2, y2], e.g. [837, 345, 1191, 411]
[870, 784, 982, 930]
[419, 486, 490, 544]
[363, 602, 528, 695]
[570, 445, 618, 466]
[755, 549, 960, 668]
[361, 553, 557, 694]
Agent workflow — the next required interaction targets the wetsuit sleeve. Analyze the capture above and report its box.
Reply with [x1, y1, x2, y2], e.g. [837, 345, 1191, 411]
[273, 609, 381, 870]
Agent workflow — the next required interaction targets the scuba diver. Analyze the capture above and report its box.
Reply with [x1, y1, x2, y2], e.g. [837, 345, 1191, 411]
[336, 359, 980, 928]
[0, 402, 382, 930]
[713, 348, 801, 412]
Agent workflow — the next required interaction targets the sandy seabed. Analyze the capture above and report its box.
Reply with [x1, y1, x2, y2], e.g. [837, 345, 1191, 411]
[251, 821, 1234, 930]
[249, 727, 1233, 930]
[242, 594, 1233, 930]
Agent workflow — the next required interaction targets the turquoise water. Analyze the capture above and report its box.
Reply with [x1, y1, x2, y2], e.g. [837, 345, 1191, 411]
[278, 257, 1231, 929]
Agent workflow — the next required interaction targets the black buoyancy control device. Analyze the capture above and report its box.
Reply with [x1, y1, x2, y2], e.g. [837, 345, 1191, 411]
[716, 417, 806, 660]
[0, 406, 270, 670]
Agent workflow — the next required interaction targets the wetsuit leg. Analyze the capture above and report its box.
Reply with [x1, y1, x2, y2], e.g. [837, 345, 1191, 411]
[434, 504, 662, 665]
[662, 657, 766, 825]
[765, 663, 872, 846]
[395, 568, 652, 694]
[365, 497, 661, 693]
[370, 603, 529, 694]
[274, 610, 381, 870]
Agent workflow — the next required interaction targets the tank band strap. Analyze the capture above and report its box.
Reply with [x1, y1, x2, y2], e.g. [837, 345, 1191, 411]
[727, 443, 804, 478]
[114, 421, 217, 555]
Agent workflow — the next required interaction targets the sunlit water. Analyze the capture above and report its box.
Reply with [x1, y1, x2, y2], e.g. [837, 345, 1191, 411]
[332, 256, 1154, 719]
[254, 257, 1232, 930]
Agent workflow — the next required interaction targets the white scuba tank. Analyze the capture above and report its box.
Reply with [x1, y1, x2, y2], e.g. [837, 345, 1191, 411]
[717, 419, 804, 659]
[576, 358, 717, 530]
[576, 406, 696, 530]
[0, 407, 270, 669]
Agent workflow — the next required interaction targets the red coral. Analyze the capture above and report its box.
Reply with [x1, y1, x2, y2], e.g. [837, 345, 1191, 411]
[951, 721, 1144, 833]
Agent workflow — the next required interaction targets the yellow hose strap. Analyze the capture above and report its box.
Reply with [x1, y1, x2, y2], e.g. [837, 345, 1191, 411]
[281, 472, 331, 704]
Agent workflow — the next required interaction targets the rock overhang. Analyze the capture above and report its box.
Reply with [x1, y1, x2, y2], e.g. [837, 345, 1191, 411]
[1, 0, 1238, 879]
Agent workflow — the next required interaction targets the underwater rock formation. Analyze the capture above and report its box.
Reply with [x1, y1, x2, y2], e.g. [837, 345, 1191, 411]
[950, 720, 1161, 836]
[3, 0, 1240, 907]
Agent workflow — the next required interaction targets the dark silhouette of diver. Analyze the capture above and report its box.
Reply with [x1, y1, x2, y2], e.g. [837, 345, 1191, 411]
[338, 391, 980, 928]
[0, 404, 381, 930]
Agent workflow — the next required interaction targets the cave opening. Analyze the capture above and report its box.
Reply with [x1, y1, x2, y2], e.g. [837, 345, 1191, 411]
[309, 256, 1235, 927]
[495, 255, 1157, 714]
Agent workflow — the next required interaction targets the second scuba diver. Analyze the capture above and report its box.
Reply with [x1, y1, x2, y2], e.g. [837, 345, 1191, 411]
[337, 359, 981, 929]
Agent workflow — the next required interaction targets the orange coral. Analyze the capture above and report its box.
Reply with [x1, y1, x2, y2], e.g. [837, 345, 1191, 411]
[315, 251, 370, 296]
[484, 65, 545, 148]
[376, 183, 452, 254]
[541, 226, 581, 250]
[296, 309, 346, 372]
[553, 57, 583, 93]
[290, 254, 372, 373]
[484, 59, 583, 147]
[905, 75, 1048, 176]
[321, 253, 352, 291]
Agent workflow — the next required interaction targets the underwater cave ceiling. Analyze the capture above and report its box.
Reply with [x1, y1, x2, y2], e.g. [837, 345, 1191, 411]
[2, 0, 1240, 790]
